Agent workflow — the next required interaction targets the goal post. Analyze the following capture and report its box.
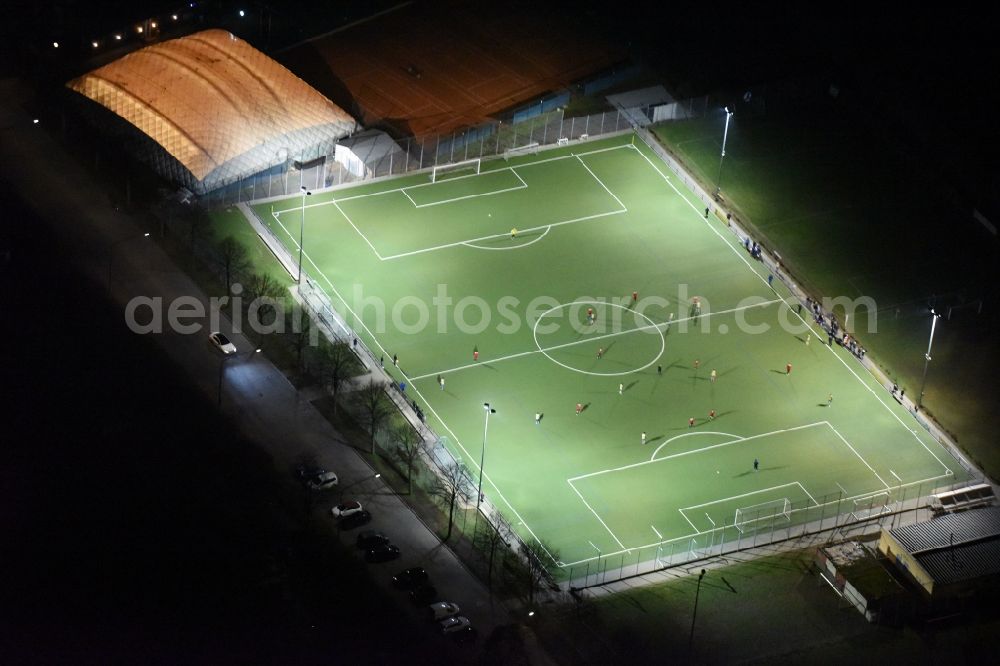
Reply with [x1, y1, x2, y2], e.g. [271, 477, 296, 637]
[504, 142, 540, 160]
[431, 158, 480, 183]
[734, 497, 792, 533]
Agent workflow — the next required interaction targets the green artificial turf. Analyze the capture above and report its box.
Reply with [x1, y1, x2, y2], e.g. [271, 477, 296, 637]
[652, 111, 999, 477]
[249, 133, 969, 572]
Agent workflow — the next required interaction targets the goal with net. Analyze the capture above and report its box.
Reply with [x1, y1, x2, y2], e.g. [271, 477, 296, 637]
[734, 497, 792, 533]
[504, 142, 540, 160]
[431, 158, 480, 183]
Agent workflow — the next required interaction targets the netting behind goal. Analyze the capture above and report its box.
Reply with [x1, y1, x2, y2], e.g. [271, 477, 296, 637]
[734, 498, 792, 533]
[431, 158, 480, 182]
[504, 142, 540, 160]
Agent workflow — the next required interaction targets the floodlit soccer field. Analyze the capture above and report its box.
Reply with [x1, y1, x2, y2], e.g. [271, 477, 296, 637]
[254, 133, 968, 570]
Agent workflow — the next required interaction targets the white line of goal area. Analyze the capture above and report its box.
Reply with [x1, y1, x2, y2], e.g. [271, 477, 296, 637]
[677, 481, 817, 534]
[627, 138, 957, 478]
[562, 421, 880, 556]
[401, 168, 529, 209]
[271, 142, 633, 262]
[406, 297, 783, 382]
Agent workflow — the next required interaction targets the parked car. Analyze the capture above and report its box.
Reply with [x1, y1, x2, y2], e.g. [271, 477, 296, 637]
[409, 584, 438, 605]
[209, 331, 237, 354]
[339, 509, 372, 530]
[427, 602, 460, 621]
[331, 500, 363, 518]
[392, 566, 428, 589]
[356, 530, 389, 550]
[439, 616, 471, 634]
[449, 625, 478, 644]
[306, 471, 338, 491]
[364, 543, 400, 563]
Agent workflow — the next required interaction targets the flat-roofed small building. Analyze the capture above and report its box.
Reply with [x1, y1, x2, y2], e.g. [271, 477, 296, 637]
[878, 505, 1000, 598]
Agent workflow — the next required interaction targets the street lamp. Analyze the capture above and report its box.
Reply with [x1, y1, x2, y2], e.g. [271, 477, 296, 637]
[918, 309, 942, 408]
[218, 347, 261, 407]
[714, 107, 734, 197]
[298, 186, 312, 282]
[689, 568, 707, 652]
[475, 403, 496, 515]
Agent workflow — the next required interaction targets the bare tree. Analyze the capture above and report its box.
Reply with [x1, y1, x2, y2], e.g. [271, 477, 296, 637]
[391, 424, 425, 494]
[186, 207, 212, 252]
[216, 235, 250, 292]
[244, 272, 285, 343]
[355, 380, 392, 454]
[287, 305, 315, 372]
[521, 538, 560, 604]
[429, 460, 472, 541]
[317, 341, 360, 413]
[474, 510, 512, 590]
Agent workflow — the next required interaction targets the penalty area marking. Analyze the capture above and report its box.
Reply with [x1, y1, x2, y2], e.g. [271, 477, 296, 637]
[462, 225, 551, 250]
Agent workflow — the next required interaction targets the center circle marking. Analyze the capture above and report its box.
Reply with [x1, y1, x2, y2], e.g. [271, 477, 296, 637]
[532, 301, 666, 377]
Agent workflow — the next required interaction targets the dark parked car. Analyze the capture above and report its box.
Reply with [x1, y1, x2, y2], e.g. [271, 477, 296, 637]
[409, 584, 438, 605]
[339, 509, 372, 531]
[392, 566, 428, 589]
[364, 543, 401, 563]
[356, 530, 389, 550]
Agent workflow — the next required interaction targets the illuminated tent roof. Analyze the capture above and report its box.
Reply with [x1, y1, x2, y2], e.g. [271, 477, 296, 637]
[67, 29, 357, 193]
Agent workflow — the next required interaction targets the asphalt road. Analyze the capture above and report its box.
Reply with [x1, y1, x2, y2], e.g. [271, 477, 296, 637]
[0, 78, 540, 664]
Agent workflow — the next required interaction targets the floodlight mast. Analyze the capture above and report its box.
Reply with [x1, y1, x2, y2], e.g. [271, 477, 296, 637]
[918, 309, 941, 408]
[714, 107, 734, 197]
[298, 186, 311, 282]
[476, 403, 496, 516]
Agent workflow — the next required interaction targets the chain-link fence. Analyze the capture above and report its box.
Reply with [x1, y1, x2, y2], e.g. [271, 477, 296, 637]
[564, 475, 988, 590]
[201, 105, 667, 208]
[234, 108, 989, 593]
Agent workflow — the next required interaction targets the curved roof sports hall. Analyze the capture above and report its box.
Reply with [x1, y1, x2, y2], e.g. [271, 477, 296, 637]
[67, 29, 356, 193]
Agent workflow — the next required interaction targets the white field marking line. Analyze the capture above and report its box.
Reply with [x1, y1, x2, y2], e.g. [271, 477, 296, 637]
[575, 154, 627, 212]
[677, 509, 703, 534]
[303, 264, 559, 566]
[331, 142, 634, 203]
[569, 422, 828, 483]
[379, 207, 626, 261]
[276, 144, 630, 262]
[567, 479, 628, 550]
[330, 198, 385, 260]
[824, 420, 892, 490]
[462, 225, 551, 250]
[628, 142, 771, 292]
[561, 470, 959, 569]
[407, 184, 528, 209]
[677, 481, 808, 530]
[649, 430, 742, 462]
[649, 430, 744, 462]
[407, 298, 782, 382]
[630, 139, 955, 474]
[780, 291, 954, 471]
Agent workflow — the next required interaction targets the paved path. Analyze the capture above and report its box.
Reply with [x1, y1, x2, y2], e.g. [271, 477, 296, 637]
[0, 78, 555, 664]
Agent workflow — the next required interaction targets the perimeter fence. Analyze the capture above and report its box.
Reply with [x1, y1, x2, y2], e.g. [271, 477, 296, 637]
[233, 100, 987, 594]
[563, 474, 988, 590]
[200, 100, 703, 208]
